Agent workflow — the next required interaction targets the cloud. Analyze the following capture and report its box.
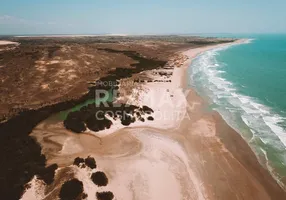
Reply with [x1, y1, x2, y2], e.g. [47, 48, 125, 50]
[47, 22, 57, 25]
[0, 15, 31, 25]
[0, 15, 13, 20]
[0, 15, 76, 30]
[0, 15, 59, 26]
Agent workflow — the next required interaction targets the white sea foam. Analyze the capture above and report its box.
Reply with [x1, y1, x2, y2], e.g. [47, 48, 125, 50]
[241, 115, 250, 126]
[190, 40, 286, 150]
[190, 43, 286, 188]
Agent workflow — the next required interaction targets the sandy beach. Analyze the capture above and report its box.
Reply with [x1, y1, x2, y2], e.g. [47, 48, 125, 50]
[177, 41, 286, 199]
[17, 39, 286, 200]
[0, 40, 19, 45]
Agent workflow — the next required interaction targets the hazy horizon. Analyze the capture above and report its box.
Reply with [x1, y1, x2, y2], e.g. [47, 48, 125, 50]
[1, 0, 286, 35]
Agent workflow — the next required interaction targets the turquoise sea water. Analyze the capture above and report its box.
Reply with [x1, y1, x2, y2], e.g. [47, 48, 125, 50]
[189, 34, 286, 187]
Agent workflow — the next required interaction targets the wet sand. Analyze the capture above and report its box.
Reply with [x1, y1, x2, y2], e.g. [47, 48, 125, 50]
[178, 74, 286, 200]
[24, 40, 286, 200]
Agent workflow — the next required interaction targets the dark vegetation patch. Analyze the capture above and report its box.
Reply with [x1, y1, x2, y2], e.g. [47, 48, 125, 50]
[142, 105, 154, 114]
[153, 71, 172, 78]
[96, 191, 114, 200]
[147, 116, 154, 121]
[37, 163, 58, 184]
[154, 80, 171, 82]
[91, 171, 108, 186]
[187, 40, 233, 45]
[73, 156, 97, 169]
[73, 157, 85, 167]
[64, 103, 154, 133]
[84, 156, 97, 169]
[82, 193, 88, 199]
[59, 178, 84, 200]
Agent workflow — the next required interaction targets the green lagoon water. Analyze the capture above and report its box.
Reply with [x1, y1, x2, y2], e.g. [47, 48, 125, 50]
[56, 89, 114, 120]
[189, 34, 286, 186]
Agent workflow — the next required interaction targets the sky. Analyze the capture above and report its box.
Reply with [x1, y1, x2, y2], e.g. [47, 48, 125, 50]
[0, 0, 286, 35]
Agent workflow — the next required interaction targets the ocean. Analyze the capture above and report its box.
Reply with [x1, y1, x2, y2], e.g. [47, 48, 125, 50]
[189, 34, 286, 187]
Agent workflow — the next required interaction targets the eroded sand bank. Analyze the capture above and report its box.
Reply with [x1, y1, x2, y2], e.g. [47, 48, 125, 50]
[23, 40, 286, 200]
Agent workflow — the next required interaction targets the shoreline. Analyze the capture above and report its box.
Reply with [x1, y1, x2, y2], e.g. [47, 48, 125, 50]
[179, 40, 286, 199]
